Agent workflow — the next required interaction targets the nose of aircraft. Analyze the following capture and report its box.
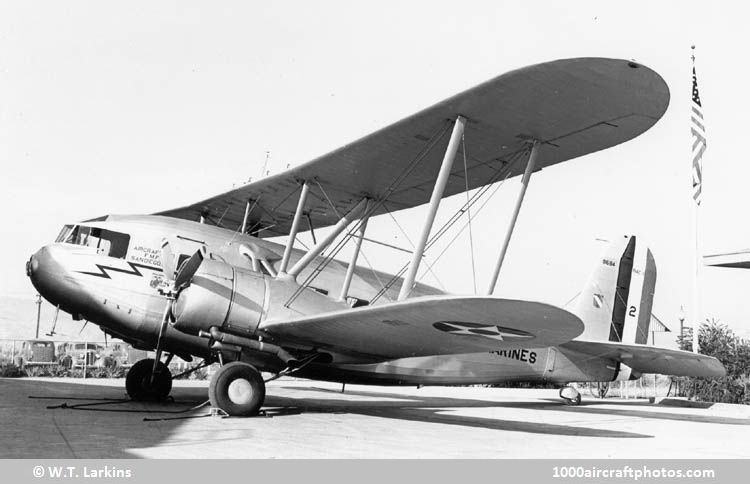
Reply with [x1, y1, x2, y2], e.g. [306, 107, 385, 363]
[28, 246, 51, 280]
[27, 245, 70, 307]
[26, 251, 40, 277]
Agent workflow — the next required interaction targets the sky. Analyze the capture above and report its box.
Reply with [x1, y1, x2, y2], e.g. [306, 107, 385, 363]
[1, 0, 749, 342]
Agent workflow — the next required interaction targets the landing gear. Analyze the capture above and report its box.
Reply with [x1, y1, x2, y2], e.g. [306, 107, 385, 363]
[559, 385, 581, 405]
[208, 362, 265, 416]
[594, 381, 610, 399]
[126, 358, 172, 401]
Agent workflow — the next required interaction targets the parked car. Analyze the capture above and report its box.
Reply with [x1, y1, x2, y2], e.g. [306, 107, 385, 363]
[17, 339, 58, 368]
[65, 342, 103, 368]
[23, 340, 56, 363]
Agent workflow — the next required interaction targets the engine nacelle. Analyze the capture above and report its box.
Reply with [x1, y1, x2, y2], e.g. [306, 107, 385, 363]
[172, 259, 266, 337]
[612, 362, 642, 381]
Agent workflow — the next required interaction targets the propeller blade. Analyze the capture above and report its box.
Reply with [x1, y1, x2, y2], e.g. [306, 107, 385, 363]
[173, 247, 205, 289]
[160, 238, 177, 280]
[151, 300, 172, 384]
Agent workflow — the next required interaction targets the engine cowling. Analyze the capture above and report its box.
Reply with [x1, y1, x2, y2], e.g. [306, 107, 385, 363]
[172, 259, 266, 337]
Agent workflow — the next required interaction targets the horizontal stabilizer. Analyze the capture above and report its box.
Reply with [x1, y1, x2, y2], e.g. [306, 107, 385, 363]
[260, 296, 583, 361]
[563, 340, 726, 378]
[704, 250, 750, 269]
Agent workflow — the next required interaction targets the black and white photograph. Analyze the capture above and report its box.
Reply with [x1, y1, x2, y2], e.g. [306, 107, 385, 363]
[1, 0, 748, 481]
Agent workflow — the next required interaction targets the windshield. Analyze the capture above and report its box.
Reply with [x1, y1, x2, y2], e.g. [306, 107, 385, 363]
[73, 343, 99, 351]
[56, 225, 130, 259]
[55, 225, 75, 243]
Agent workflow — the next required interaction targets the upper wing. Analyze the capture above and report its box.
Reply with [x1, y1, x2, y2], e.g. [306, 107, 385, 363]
[260, 295, 583, 361]
[157, 57, 669, 237]
[562, 339, 726, 378]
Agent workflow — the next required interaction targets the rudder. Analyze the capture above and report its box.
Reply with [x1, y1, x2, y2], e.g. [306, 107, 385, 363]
[574, 236, 657, 343]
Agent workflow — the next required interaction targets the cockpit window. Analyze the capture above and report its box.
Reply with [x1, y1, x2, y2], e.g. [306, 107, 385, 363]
[56, 225, 130, 259]
[55, 225, 75, 243]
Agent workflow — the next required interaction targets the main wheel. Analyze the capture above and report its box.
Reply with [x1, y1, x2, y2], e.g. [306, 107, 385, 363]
[209, 362, 265, 416]
[126, 358, 172, 401]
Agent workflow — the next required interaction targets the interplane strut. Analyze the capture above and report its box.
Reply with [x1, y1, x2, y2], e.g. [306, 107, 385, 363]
[398, 115, 466, 300]
[487, 139, 540, 294]
[278, 182, 310, 276]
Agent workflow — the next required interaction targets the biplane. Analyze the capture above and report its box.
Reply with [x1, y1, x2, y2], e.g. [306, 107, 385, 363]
[26, 57, 724, 415]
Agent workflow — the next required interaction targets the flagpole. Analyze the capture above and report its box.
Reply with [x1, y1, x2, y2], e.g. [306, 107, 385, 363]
[692, 168, 701, 354]
[691, 45, 702, 354]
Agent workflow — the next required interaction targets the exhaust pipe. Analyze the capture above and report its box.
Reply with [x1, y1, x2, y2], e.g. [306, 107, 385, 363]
[207, 327, 298, 365]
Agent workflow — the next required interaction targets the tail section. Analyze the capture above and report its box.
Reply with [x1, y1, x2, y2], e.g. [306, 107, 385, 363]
[568, 237, 726, 379]
[574, 235, 656, 344]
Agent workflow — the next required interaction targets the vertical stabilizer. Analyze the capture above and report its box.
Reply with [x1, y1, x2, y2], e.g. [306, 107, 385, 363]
[574, 236, 657, 343]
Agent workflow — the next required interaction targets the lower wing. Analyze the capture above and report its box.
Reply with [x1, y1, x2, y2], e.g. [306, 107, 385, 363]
[563, 339, 726, 378]
[260, 296, 583, 361]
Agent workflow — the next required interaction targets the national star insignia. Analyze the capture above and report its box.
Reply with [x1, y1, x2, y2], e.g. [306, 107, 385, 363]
[433, 321, 534, 341]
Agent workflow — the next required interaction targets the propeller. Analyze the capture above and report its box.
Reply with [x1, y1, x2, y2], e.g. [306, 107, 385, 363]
[151, 239, 206, 383]
[160, 238, 177, 280]
[46, 305, 61, 337]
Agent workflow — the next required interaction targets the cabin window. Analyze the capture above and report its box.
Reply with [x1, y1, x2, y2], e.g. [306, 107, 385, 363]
[56, 225, 130, 259]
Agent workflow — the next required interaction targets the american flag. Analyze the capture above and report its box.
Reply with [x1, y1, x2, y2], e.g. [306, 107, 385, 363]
[691, 66, 707, 205]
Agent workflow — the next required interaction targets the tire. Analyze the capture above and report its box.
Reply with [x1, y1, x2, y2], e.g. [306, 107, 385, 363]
[209, 362, 265, 416]
[126, 358, 172, 401]
[559, 386, 582, 406]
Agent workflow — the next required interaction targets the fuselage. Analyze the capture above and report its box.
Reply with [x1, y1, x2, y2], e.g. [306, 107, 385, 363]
[27, 214, 621, 385]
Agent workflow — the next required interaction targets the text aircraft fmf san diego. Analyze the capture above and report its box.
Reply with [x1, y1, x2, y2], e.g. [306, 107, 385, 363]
[27, 58, 724, 415]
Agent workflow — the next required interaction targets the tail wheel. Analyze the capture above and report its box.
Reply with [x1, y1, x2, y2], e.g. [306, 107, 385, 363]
[209, 362, 265, 416]
[126, 358, 172, 401]
[559, 385, 582, 406]
[597, 382, 610, 399]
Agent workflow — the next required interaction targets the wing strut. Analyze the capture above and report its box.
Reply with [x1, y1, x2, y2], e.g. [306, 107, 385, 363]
[338, 212, 369, 301]
[487, 139, 540, 294]
[240, 199, 252, 234]
[287, 197, 369, 278]
[278, 182, 310, 275]
[398, 115, 466, 300]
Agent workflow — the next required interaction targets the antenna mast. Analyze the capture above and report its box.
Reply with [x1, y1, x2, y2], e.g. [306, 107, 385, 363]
[261, 151, 271, 177]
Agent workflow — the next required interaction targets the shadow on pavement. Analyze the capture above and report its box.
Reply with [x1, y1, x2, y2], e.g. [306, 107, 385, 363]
[11, 377, 747, 458]
[283, 386, 750, 427]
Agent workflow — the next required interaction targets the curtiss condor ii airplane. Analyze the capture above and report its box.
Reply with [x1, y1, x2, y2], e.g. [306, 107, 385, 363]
[26, 57, 724, 416]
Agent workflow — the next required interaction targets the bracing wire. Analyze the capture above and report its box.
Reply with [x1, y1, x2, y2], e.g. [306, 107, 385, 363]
[383, 203, 447, 292]
[283, 120, 454, 307]
[370, 146, 528, 303]
[415, 167, 513, 284]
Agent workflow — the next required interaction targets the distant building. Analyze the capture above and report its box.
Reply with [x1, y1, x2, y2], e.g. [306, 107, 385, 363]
[649, 313, 671, 346]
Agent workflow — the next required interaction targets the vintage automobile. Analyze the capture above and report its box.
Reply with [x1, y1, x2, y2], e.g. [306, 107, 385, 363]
[61, 342, 103, 368]
[19, 339, 57, 368]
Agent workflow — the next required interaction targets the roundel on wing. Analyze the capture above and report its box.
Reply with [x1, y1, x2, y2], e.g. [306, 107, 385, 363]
[432, 321, 534, 341]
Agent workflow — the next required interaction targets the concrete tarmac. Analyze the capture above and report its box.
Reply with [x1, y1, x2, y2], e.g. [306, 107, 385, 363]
[1, 377, 748, 459]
